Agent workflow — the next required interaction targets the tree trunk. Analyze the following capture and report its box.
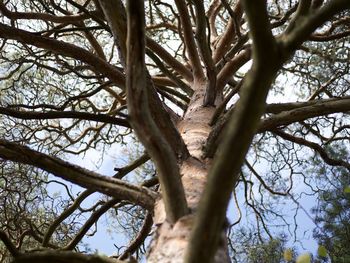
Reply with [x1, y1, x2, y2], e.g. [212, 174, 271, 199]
[147, 85, 230, 262]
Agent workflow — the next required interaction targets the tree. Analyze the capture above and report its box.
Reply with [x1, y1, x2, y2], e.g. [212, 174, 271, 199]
[0, 0, 350, 262]
[231, 230, 292, 263]
[246, 238, 286, 263]
[312, 149, 350, 262]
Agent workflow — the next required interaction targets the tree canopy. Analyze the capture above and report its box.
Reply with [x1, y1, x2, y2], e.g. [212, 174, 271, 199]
[0, 0, 350, 262]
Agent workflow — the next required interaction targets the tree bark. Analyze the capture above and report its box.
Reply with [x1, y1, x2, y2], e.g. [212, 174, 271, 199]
[147, 83, 230, 262]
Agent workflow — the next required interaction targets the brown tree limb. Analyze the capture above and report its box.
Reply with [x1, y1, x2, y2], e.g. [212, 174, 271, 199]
[98, 0, 190, 159]
[146, 49, 193, 96]
[42, 190, 94, 247]
[114, 154, 150, 179]
[260, 97, 350, 132]
[0, 107, 130, 128]
[174, 0, 205, 80]
[0, 23, 125, 88]
[126, 0, 188, 223]
[207, 0, 221, 39]
[193, 0, 217, 105]
[12, 251, 124, 263]
[216, 48, 251, 90]
[147, 38, 193, 83]
[118, 212, 153, 260]
[281, 0, 350, 56]
[0, 139, 156, 210]
[285, 0, 313, 35]
[0, 2, 94, 23]
[99, 0, 193, 83]
[309, 30, 350, 41]
[98, 0, 127, 66]
[63, 198, 120, 250]
[43, 153, 152, 247]
[0, 231, 20, 257]
[212, 1, 242, 63]
[206, 96, 350, 157]
[272, 129, 350, 170]
[265, 96, 350, 113]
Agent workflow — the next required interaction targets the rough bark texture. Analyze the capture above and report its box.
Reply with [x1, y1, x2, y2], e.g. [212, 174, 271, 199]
[148, 84, 230, 262]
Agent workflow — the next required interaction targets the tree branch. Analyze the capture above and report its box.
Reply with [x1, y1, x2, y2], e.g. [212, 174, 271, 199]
[282, 0, 350, 56]
[0, 139, 156, 210]
[0, 107, 130, 128]
[63, 198, 120, 250]
[98, 0, 127, 66]
[12, 251, 124, 263]
[0, 23, 125, 88]
[260, 97, 350, 132]
[0, 231, 20, 257]
[42, 190, 94, 247]
[126, 0, 188, 223]
[212, 1, 243, 63]
[98, 0, 189, 159]
[0, 2, 94, 23]
[216, 48, 251, 90]
[118, 212, 153, 260]
[174, 0, 205, 80]
[146, 49, 193, 96]
[193, 0, 217, 105]
[272, 129, 350, 171]
[114, 153, 150, 179]
[147, 38, 193, 83]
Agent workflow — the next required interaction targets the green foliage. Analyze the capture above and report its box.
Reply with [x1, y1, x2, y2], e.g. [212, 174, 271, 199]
[317, 245, 327, 258]
[312, 150, 350, 263]
[344, 186, 350, 194]
[296, 253, 311, 263]
[246, 238, 288, 263]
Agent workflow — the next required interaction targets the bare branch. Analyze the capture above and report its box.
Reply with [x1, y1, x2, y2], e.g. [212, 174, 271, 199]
[192, 0, 217, 105]
[282, 0, 350, 55]
[174, 0, 205, 80]
[42, 190, 93, 247]
[118, 212, 153, 260]
[114, 154, 150, 179]
[0, 107, 130, 128]
[0, 2, 94, 23]
[63, 198, 120, 250]
[12, 250, 124, 263]
[98, 0, 189, 158]
[146, 49, 193, 96]
[260, 97, 350, 132]
[0, 231, 20, 257]
[0, 23, 125, 88]
[98, 0, 127, 65]
[126, 0, 188, 223]
[216, 48, 251, 90]
[272, 129, 350, 171]
[212, 1, 243, 63]
[147, 38, 193, 82]
[0, 139, 156, 210]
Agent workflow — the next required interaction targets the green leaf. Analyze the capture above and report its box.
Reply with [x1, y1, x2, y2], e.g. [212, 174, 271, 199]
[344, 186, 350, 194]
[296, 253, 311, 263]
[318, 245, 327, 257]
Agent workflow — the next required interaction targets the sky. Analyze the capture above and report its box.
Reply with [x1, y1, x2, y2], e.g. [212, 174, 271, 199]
[58, 144, 322, 260]
[40, 55, 328, 260]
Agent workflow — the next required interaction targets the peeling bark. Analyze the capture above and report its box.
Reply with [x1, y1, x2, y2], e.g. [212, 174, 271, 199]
[148, 82, 230, 262]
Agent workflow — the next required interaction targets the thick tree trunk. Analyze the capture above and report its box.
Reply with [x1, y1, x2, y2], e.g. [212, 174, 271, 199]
[147, 85, 230, 262]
